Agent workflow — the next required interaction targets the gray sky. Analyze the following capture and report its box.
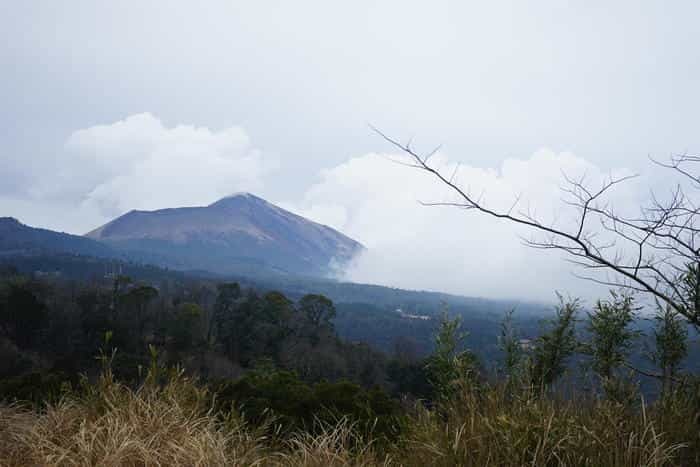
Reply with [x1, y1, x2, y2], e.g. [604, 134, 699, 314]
[2, 1, 699, 301]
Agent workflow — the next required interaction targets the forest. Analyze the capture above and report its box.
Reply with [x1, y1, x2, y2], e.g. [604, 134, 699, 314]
[1, 257, 700, 465]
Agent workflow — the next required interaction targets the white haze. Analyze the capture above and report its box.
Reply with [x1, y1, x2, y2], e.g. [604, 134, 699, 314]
[285, 148, 644, 302]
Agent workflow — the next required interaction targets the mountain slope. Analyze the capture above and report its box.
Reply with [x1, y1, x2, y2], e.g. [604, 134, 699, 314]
[85, 193, 364, 277]
[0, 217, 120, 259]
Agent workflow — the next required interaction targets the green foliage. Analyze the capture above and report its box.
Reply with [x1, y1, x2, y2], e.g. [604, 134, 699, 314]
[584, 290, 639, 381]
[425, 310, 478, 401]
[387, 359, 432, 399]
[499, 308, 526, 388]
[213, 282, 245, 360]
[169, 302, 203, 351]
[213, 282, 241, 322]
[299, 294, 336, 327]
[214, 287, 295, 364]
[531, 295, 579, 388]
[0, 283, 48, 348]
[215, 365, 402, 440]
[681, 262, 700, 322]
[76, 289, 112, 347]
[216, 366, 313, 427]
[256, 291, 295, 356]
[298, 293, 336, 345]
[650, 305, 688, 395]
[120, 284, 158, 343]
[0, 371, 72, 405]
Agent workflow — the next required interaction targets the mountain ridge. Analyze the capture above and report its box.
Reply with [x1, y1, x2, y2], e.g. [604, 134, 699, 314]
[0, 216, 122, 259]
[84, 193, 363, 277]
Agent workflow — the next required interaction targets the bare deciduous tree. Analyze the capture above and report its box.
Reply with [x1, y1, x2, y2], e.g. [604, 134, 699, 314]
[374, 127, 700, 326]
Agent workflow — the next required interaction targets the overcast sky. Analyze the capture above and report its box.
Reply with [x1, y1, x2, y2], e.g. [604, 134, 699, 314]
[2, 1, 699, 301]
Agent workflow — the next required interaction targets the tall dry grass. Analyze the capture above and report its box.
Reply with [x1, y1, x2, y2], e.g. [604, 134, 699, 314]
[0, 373, 697, 466]
[0, 370, 267, 467]
[395, 382, 689, 466]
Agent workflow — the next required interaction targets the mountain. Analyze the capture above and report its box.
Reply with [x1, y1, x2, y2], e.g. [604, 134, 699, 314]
[0, 217, 121, 259]
[85, 193, 364, 277]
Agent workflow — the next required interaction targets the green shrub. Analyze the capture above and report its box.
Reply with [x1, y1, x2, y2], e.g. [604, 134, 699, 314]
[0, 372, 72, 405]
[215, 366, 403, 441]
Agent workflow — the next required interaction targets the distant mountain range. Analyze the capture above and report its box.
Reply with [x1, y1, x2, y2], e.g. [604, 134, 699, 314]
[0, 216, 121, 259]
[1, 193, 363, 278]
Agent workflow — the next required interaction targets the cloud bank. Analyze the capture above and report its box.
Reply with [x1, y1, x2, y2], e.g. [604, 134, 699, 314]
[1, 114, 273, 233]
[64, 113, 272, 220]
[1, 112, 650, 303]
[286, 149, 641, 302]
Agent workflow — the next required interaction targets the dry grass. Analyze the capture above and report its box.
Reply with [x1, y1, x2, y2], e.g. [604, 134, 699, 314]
[396, 384, 688, 467]
[0, 372, 266, 467]
[275, 419, 391, 467]
[0, 374, 696, 466]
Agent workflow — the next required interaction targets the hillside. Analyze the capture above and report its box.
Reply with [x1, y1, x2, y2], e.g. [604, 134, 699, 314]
[0, 217, 121, 259]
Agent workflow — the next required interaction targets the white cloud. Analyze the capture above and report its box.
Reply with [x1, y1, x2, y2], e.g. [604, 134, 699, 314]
[287, 149, 642, 302]
[64, 113, 272, 220]
[2, 113, 274, 233]
[12, 113, 273, 233]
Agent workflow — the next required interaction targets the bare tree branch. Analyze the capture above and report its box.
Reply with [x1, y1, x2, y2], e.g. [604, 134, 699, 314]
[373, 126, 700, 325]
